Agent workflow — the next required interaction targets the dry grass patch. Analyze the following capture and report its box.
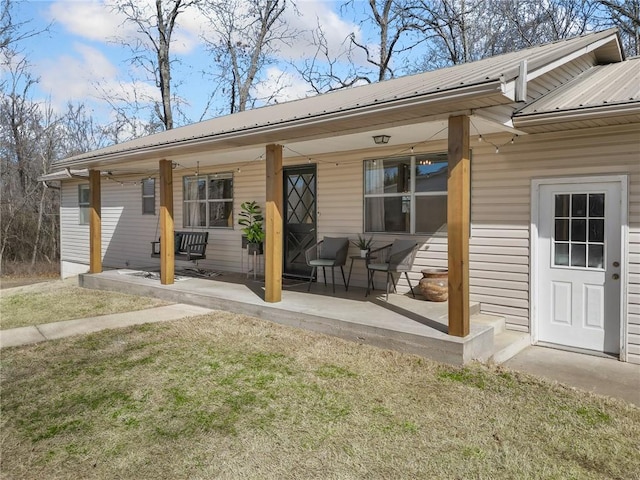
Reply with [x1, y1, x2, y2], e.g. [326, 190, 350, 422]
[2, 312, 639, 479]
[0, 281, 170, 329]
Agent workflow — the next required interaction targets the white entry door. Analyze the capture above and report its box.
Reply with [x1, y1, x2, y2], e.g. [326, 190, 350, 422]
[537, 181, 622, 354]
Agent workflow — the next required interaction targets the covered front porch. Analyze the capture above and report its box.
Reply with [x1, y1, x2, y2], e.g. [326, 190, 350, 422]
[83, 114, 487, 340]
[79, 267, 529, 365]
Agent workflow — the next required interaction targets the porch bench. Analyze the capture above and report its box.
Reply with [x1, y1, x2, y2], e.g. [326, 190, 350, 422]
[151, 231, 209, 261]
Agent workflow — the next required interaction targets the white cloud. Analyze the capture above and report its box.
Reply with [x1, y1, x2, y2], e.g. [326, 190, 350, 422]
[37, 42, 159, 110]
[48, 1, 130, 43]
[49, 0, 205, 55]
[253, 66, 312, 104]
[39, 43, 114, 101]
[281, 0, 361, 61]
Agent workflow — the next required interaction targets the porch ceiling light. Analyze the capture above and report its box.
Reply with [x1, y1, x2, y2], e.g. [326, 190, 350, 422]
[372, 134, 391, 145]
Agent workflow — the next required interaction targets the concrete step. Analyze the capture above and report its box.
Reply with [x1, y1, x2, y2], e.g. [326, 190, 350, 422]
[490, 331, 531, 364]
[470, 313, 505, 335]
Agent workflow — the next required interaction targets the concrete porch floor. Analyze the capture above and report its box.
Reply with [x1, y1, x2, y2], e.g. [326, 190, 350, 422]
[79, 268, 530, 365]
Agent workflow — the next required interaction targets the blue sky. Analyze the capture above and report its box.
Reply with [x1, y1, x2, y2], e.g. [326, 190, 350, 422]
[10, 1, 377, 127]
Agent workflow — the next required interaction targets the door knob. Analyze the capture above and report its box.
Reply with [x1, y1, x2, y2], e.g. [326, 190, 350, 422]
[612, 273, 620, 280]
[613, 261, 620, 267]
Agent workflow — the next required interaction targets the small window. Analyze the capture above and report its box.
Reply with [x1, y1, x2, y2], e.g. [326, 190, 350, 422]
[142, 178, 155, 215]
[183, 173, 233, 228]
[78, 184, 90, 225]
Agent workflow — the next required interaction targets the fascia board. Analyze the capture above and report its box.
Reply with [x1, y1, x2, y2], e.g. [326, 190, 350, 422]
[526, 35, 622, 82]
[513, 102, 640, 127]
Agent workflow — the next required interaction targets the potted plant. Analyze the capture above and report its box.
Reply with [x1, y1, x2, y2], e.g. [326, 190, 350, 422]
[239, 201, 265, 255]
[351, 234, 373, 257]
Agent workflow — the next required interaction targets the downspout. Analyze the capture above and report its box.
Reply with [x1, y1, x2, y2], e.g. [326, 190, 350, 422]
[515, 59, 528, 103]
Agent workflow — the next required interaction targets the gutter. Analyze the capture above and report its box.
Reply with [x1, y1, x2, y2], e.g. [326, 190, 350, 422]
[38, 168, 90, 182]
[53, 79, 506, 170]
[513, 102, 640, 128]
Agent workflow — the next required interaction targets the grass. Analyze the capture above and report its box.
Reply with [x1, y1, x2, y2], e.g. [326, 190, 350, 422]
[2, 312, 639, 479]
[0, 281, 170, 329]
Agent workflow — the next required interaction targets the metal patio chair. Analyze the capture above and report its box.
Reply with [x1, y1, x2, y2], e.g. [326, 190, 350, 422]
[305, 237, 350, 293]
[365, 239, 419, 301]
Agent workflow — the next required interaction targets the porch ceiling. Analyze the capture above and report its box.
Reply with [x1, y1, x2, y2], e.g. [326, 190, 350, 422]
[52, 112, 514, 176]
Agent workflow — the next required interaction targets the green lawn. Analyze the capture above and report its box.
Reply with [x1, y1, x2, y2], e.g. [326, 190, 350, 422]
[2, 312, 639, 479]
[0, 282, 169, 329]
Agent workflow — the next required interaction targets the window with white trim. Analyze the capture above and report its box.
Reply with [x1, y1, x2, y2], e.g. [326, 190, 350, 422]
[142, 178, 155, 215]
[183, 173, 233, 228]
[364, 153, 448, 234]
[78, 184, 90, 225]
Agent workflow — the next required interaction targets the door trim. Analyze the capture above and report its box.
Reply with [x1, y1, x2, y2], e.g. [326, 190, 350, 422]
[530, 175, 628, 361]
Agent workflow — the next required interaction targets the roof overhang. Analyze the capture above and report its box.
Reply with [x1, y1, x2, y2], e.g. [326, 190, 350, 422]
[513, 102, 640, 132]
[54, 80, 508, 170]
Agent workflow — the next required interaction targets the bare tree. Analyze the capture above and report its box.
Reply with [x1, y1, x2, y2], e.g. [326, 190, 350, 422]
[1, 0, 49, 51]
[410, 0, 597, 71]
[0, 49, 58, 268]
[411, 0, 486, 67]
[112, 0, 200, 129]
[201, 0, 296, 114]
[345, 0, 425, 81]
[495, 0, 595, 48]
[0, 4, 105, 272]
[295, 0, 424, 93]
[597, 0, 640, 55]
[295, 20, 372, 94]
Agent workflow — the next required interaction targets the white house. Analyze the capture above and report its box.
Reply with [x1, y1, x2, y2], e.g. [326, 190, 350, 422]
[42, 29, 640, 363]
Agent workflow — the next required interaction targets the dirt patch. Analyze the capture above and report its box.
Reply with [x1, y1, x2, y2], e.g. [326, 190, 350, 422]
[0, 276, 76, 292]
[0, 276, 62, 290]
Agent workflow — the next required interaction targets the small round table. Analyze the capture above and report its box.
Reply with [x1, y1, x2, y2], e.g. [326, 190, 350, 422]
[346, 255, 376, 291]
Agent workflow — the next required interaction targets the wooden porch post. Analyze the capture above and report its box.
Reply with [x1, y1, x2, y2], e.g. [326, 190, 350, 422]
[89, 169, 102, 273]
[265, 144, 283, 303]
[159, 159, 175, 285]
[447, 115, 470, 337]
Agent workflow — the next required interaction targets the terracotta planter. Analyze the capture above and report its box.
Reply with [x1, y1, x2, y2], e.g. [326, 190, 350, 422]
[419, 269, 448, 302]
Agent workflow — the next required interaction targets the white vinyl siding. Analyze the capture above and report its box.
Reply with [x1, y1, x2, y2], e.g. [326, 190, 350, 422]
[470, 124, 640, 363]
[61, 181, 90, 264]
[61, 175, 161, 270]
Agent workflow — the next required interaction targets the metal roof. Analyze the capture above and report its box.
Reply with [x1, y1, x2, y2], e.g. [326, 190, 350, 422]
[516, 57, 640, 115]
[54, 29, 622, 168]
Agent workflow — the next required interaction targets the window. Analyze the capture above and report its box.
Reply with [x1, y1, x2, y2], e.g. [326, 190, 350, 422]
[553, 193, 605, 269]
[183, 173, 233, 228]
[364, 153, 448, 234]
[142, 178, 155, 215]
[78, 184, 90, 225]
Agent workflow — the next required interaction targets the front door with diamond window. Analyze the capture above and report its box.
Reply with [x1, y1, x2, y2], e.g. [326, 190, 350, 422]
[537, 180, 622, 354]
[283, 165, 317, 278]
